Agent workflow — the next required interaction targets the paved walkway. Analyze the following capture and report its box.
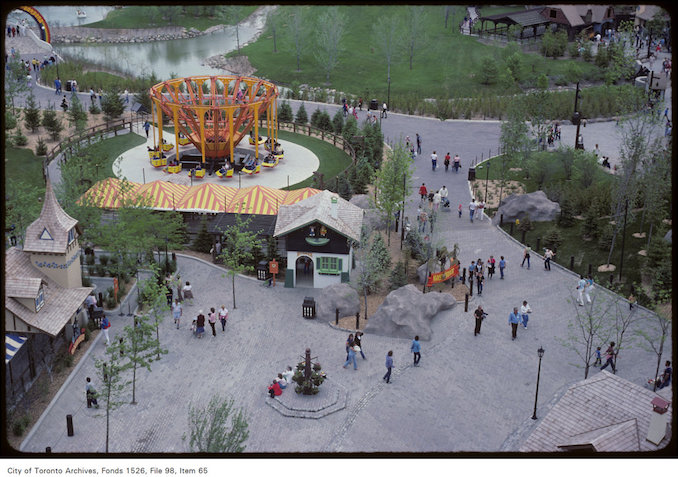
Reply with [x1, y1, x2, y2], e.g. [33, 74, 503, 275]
[12, 38, 672, 453]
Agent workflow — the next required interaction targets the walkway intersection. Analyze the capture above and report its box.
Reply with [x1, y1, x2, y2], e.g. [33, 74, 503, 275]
[9, 32, 673, 454]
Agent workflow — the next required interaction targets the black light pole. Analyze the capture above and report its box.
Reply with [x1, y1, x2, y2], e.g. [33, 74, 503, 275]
[484, 162, 490, 203]
[400, 174, 406, 250]
[387, 74, 391, 113]
[619, 198, 629, 281]
[573, 81, 583, 150]
[532, 346, 545, 420]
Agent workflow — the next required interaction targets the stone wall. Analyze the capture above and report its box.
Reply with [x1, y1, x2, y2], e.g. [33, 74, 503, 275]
[50, 25, 222, 44]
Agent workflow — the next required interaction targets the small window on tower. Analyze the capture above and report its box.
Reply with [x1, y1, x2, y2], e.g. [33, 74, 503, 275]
[550, 10, 557, 18]
[68, 227, 75, 244]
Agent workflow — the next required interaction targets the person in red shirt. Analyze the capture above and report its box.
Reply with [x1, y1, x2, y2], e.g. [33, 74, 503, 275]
[419, 183, 427, 203]
[268, 380, 282, 398]
[444, 152, 451, 172]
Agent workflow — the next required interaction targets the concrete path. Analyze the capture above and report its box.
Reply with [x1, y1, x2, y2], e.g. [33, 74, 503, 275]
[11, 37, 672, 454]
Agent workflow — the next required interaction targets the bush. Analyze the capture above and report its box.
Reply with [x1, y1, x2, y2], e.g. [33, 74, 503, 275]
[35, 137, 48, 156]
[89, 102, 101, 115]
[5, 110, 17, 130]
[295, 103, 308, 124]
[389, 261, 408, 290]
[99, 255, 109, 266]
[278, 101, 293, 123]
[12, 126, 28, 146]
[12, 415, 31, 437]
[543, 226, 564, 251]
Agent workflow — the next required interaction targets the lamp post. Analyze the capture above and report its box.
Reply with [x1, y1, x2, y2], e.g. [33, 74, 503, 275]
[400, 173, 406, 250]
[531, 346, 545, 420]
[484, 162, 490, 204]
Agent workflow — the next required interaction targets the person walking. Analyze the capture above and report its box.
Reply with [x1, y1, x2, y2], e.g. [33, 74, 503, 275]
[383, 350, 394, 384]
[60, 95, 68, 112]
[354, 331, 366, 360]
[544, 248, 554, 271]
[101, 315, 111, 345]
[599, 342, 616, 373]
[86, 377, 99, 409]
[499, 256, 506, 279]
[584, 275, 594, 304]
[487, 255, 496, 279]
[520, 300, 532, 328]
[657, 360, 672, 389]
[195, 311, 205, 339]
[458, 203, 463, 218]
[453, 154, 461, 173]
[172, 299, 182, 329]
[594, 347, 602, 367]
[411, 335, 421, 366]
[444, 152, 450, 172]
[474, 305, 486, 336]
[343, 342, 358, 370]
[509, 307, 521, 341]
[469, 260, 476, 283]
[182, 281, 194, 305]
[521, 245, 531, 269]
[418, 208, 428, 233]
[476, 273, 484, 296]
[416, 133, 422, 155]
[469, 199, 476, 223]
[432, 190, 441, 212]
[576, 275, 587, 306]
[54, 77, 61, 95]
[381, 102, 388, 118]
[345, 333, 354, 361]
[431, 150, 438, 171]
[208, 307, 217, 337]
[419, 183, 428, 203]
[439, 185, 449, 208]
[143, 121, 151, 138]
[218, 305, 228, 332]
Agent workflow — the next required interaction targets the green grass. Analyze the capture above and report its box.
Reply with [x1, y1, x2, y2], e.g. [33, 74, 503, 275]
[278, 130, 353, 190]
[85, 6, 257, 30]
[4, 147, 45, 189]
[236, 5, 599, 100]
[501, 215, 651, 297]
[98, 133, 148, 178]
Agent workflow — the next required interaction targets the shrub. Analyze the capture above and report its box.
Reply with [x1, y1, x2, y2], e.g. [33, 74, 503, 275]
[12, 415, 30, 437]
[89, 102, 101, 115]
[35, 137, 48, 156]
[12, 126, 28, 146]
[543, 226, 564, 251]
[99, 255, 109, 266]
[295, 103, 308, 124]
[389, 261, 408, 290]
[597, 224, 614, 250]
[278, 101, 293, 123]
[5, 110, 18, 130]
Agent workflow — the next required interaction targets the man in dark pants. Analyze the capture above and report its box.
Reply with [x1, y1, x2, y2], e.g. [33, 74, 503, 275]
[509, 307, 520, 341]
[599, 342, 616, 373]
[474, 306, 486, 336]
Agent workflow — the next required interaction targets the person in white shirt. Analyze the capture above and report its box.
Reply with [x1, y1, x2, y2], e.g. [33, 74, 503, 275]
[439, 185, 449, 207]
[432, 190, 442, 211]
[469, 199, 476, 222]
[182, 281, 194, 305]
[520, 300, 532, 328]
[477, 199, 485, 221]
[577, 275, 587, 306]
[282, 366, 295, 384]
[218, 305, 228, 332]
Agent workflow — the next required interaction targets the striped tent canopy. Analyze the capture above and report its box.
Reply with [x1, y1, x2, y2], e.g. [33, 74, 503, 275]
[135, 180, 190, 211]
[77, 177, 142, 209]
[227, 185, 287, 215]
[6, 334, 28, 364]
[282, 187, 321, 205]
[176, 183, 237, 213]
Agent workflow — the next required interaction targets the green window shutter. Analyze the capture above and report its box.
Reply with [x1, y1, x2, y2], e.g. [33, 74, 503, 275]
[316, 257, 320, 269]
[338, 258, 343, 271]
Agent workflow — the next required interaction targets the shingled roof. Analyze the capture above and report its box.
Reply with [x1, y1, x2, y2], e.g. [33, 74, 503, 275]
[5, 248, 93, 337]
[520, 371, 672, 452]
[274, 190, 363, 243]
[23, 179, 78, 254]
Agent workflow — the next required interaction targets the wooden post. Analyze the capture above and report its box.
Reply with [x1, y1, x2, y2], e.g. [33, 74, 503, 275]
[335, 309, 339, 326]
[356, 312, 360, 330]
[464, 293, 469, 312]
[469, 278, 474, 296]
[461, 267, 466, 285]
[67, 414, 74, 436]
[570, 256, 575, 269]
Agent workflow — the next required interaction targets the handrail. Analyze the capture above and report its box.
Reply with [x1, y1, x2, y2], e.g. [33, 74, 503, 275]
[45, 118, 133, 166]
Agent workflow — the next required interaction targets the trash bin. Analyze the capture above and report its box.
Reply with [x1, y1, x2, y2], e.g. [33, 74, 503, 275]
[369, 99, 379, 110]
[302, 297, 316, 319]
[468, 167, 476, 181]
[66, 80, 73, 92]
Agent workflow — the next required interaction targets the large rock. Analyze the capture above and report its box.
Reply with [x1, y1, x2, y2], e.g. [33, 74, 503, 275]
[492, 190, 561, 226]
[364, 284, 455, 340]
[316, 283, 360, 319]
[349, 194, 386, 230]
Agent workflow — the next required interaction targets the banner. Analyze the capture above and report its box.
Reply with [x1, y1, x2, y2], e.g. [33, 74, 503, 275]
[426, 263, 460, 287]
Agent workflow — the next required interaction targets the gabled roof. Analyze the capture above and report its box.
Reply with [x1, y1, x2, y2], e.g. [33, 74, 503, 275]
[5, 277, 45, 299]
[551, 4, 586, 26]
[520, 371, 672, 452]
[5, 248, 93, 337]
[274, 190, 363, 242]
[23, 179, 78, 254]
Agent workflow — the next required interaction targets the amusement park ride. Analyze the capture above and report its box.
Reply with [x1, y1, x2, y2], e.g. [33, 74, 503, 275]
[147, 75, 285, 179]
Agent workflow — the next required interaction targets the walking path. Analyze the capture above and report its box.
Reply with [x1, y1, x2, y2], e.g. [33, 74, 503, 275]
[11, 39, 672, 454]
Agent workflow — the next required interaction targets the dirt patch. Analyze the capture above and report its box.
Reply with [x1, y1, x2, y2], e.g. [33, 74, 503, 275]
[17, 110, 111, 153]
[470, 179, 525, 209]
[598, 264, 616, 272]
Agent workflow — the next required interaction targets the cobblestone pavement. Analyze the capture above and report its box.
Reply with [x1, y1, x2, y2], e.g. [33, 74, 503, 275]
[12, 35, 672, 453]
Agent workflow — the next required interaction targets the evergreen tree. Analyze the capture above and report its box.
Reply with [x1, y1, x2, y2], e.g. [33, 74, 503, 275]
[23, 92, 42, 133]
[101, 88, 126, 124]
[310, 107, 323, 128]
[42, 108, 64, 141]
[35, 137, 48, 156]
[389, 260, 408, 290]
[67, 93, 88, 133]
[318, 111, 333, 132]
[295, 102, 308, 124]
[342, 116, 358, 142]
[192, 218, 213, 253]
[350, 156, 374, 195]
[332, 109, 344, 134]
[278, 101, 293, 122]
[337, 173, 353, 201]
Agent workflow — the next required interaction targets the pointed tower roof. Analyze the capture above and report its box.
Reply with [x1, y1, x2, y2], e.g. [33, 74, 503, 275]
[23, 179, 79, 254]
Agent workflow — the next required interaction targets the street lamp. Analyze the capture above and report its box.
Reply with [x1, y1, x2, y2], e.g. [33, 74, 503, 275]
[532, 346, 545, 420]
[484, 162, 490, 205]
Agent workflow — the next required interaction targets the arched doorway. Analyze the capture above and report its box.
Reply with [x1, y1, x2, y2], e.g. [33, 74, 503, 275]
[295, 256, 313, 288]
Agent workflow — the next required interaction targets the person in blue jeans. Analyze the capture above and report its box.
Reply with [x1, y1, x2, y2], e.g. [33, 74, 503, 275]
[343, 343, 358, 370]
[599, 342, 616, 373]
[657, 361, 671, 389]
[509, 307, 521, 340]
[411, 336, 421, 366]
[383, 351, 393, 383]
[499, 256, 506, 279]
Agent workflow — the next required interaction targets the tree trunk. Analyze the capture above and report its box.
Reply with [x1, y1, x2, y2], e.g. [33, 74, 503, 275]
[652, 337, 664, 392]
[273, 26, 277, 53]
[232, 275, 237, 309]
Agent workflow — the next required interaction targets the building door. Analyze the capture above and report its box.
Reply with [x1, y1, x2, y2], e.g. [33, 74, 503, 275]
[295, 256, 314, 288]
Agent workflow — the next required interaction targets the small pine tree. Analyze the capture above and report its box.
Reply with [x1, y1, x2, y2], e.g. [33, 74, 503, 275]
[332, 109, 344, 134]
[337, 173, 352, 201]
[5, 110, 18, 130]
[12, 126, 28, 146]
[68, 94, 88, 133]
[35, 137, 48, 156]
[192, 219, 213, 253]
[350, 156, 374, 195]
[101, 88, 126, 124]
[310, 107, 322, 128]
[23, 93, 42, 133]
[42, 109, 64, 141]
[342, 116, 358, 142]
[517, 214, 533, 233]
[318, 111, 333, 132]
[89, 102, 101, 115]
[389, 260, 408, 290]
[543, 225, 564, 251]
[278, 101, 293, 122]
[295, 102, 308, 124]
[581, 204, 601, 239]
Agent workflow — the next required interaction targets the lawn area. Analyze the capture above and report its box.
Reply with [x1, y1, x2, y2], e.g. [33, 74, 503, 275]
[500, 214, 652, 297]
[278, 130, 353, 190]
[4, 147, 45, 190]
[236, 5, 599, 100]
[85, 6, 257, 30]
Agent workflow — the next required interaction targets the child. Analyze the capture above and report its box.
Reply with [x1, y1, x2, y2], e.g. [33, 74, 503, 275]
[458, 203, 463, 218]
[191, 319, 197, 336]
[594, 346, 602, 366]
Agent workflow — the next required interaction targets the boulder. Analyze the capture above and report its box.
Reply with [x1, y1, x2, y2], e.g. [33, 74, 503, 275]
[492, 190, 561, 226]
[316, 283, 360, 320]
[349, 194, 386, 230]
[349, 194, 371, 209]
[364, 284, 455, 340]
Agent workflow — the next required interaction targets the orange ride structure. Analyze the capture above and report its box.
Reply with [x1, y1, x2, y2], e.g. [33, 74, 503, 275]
[149, 75, 279, 167]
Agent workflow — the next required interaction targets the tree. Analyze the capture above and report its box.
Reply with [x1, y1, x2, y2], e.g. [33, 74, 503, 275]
[317, 110, 333, 133]
[217, 206, 262, 309]
[314, 7, 346, 83]
[375, 14, 401, 98]
[635, 306, 671, 391]
[332, 109, 344, 134]
[4, 51, 30, 114]
[295, 102, 308, 124]
[349, 156, 374, 195]
[289, 6, 307, 71]
[192, 218, 213, 253]
[558, 292, 613, 379]
[373, 143, 413, 245]
[41, 107, 64, 141]
[101, 87, 126, 124]
[278, 101, 293, 123]
[94, 342, 131, 453]
[23, 92, 42, 133]
[354, 227, 390, 319]
[404, 6, 427, 70]
[341, 115, 358, 142]
[137, 265, 171, 360]
[499, 103, 529, 204]
[5, 178, 43, 246]
[186, 395, 249, 452]
[310, 107, 323, 128]
[266, 8, 277, 53]
[223, 5, 245, 55]
[67, 93, 88, 133]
